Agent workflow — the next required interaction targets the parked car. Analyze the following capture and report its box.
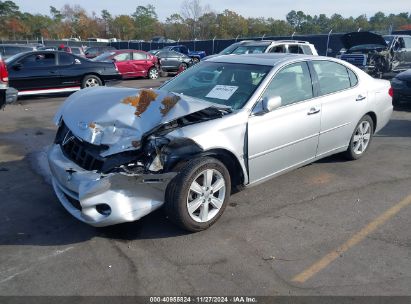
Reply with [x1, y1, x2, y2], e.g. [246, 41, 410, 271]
[6, 51, 121, 96]
[162, 45, 206, 63]
[338, 32, 411, 78]
[0, 44, 38, 59]
[150, 50, 192, 74]
[47, 53, 392, 231]
[84, 46, 116, 59]
[92, 49, 159, 79]
[391, 69, 411, 106]
[203, 40, 318, 60]
[0, 53, 17, 109]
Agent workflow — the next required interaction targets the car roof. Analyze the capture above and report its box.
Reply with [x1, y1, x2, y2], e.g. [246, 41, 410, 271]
[206, 53, 320, 66]
[235, 40, 312, 47]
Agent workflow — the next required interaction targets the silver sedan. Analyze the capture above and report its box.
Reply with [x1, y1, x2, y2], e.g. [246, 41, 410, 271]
[48, 54, 393, 231]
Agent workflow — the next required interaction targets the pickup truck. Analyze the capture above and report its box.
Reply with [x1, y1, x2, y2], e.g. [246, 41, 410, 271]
[162, 45, 206, 63]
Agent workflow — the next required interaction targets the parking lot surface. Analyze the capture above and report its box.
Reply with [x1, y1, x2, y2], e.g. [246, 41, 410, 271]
[0, 78, 410, 295]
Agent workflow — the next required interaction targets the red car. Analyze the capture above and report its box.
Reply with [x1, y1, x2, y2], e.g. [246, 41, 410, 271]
[92, 49, 159, 79]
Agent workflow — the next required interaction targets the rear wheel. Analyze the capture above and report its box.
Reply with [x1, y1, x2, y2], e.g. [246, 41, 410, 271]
[165, 157, 231, 232]
[178, 63, 188, 73]
[344, 115, 374, 160]
[82, 75, 102, 88]
[148, 67, 159, 79]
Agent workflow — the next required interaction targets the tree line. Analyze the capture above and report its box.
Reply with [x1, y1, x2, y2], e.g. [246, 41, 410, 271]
[0, 0, 410, 41]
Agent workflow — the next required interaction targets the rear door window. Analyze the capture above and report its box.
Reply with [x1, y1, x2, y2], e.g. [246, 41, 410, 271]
[133, 52, 147, 60]
[288, 45, 304, 54]
[312, 61, 351, 95]
[270, 45, 286, 53]
[59, 52, 74, 65]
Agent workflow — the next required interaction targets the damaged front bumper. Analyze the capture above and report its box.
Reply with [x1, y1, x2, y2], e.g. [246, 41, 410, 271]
[48, 144, 176, 227]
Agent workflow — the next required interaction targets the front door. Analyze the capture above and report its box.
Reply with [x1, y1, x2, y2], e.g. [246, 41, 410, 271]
[9, 52, 60, 91]
[248, 61, 321, 184]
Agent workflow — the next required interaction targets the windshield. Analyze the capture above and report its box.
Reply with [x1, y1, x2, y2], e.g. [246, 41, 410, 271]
[92, 52, 116, 61]
[349, 44, 386, 51]
[160, 61, 272, 110]
[219, 43, 242, 55]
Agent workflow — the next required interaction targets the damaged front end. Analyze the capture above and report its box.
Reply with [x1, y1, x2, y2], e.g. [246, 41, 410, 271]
[48, 87, 228, 226]
[339, 32, 392, 78]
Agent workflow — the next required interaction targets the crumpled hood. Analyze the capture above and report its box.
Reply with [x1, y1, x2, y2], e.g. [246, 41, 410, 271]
[54, 86, 221, 156]
[341, 32, 387, 50]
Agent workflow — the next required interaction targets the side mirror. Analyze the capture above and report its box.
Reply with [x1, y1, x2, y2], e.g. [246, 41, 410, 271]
[262, 96, 282, 112]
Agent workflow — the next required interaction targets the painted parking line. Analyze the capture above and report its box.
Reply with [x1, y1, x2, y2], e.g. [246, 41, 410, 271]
[292, 193, 411, 284]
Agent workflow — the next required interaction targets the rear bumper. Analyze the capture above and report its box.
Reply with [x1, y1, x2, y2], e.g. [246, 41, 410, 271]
[48, 144, 176, 227]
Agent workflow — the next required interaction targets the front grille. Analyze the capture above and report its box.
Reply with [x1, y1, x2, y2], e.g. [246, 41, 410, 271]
[55, 121, 107, 172]
[340, 54, 367, 67]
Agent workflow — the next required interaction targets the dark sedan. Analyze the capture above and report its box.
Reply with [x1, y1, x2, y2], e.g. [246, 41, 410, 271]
[149, 50, 192, 74]
[391, 69, 411, 106]
[6, 51, 121, 96]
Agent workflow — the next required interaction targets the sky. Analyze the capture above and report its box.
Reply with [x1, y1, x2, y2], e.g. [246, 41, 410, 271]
[12, 0, 411, 21]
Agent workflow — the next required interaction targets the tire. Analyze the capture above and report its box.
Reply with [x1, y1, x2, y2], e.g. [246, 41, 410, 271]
[344, 115, 374, 160]
[82, 75, 102, 88]
[178, 63, 188, 73]
[147, 67, 159, 79]
[192, 57, 200, 64]
[165, 157, 231, 232]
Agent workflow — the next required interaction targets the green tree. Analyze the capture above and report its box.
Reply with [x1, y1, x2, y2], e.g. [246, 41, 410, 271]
[132, 5, 158, 40]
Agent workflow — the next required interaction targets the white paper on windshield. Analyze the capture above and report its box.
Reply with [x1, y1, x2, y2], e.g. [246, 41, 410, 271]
[206, 85, 238, 100]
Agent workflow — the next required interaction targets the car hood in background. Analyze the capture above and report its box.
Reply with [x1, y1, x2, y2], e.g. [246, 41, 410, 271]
[341, 32, 388, 49]
[55, 87, 223, 156]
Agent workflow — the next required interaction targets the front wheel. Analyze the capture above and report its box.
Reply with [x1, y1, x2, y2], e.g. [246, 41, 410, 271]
[178, 63, 188, 74]
[192, 57, 200, 64]
[82, 75, 102, 88]
[165, 157, 231, 232]
[344, 115, 374, 160]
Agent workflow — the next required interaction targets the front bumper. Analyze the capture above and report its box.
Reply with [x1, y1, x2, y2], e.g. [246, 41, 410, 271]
[48, 144, 176, 227]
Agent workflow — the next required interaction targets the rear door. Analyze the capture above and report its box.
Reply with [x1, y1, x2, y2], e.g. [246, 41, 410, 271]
[8, 52, 60, 91]
[113, 52, 133, 77]
[311, 60, 367, 157]
[130, 51, 150, 77]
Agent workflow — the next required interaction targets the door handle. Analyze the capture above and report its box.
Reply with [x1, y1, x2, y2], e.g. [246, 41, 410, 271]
[356, 95, 366, 101]
[307, 107, 320, 115]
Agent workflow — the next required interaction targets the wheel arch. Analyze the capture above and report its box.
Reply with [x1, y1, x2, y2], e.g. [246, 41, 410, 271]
[364, 111, 377, 132]
[199, 148, 245, 190]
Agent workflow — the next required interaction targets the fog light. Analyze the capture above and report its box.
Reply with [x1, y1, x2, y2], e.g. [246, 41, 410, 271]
[96, 204, 111, 216]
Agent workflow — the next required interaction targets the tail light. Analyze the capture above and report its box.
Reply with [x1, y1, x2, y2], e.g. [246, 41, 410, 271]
[0, 60, 8, 83]
[388, 87, 393, 98]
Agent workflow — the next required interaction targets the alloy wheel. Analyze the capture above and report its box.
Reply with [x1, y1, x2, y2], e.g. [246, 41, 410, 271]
[186, 168, 226, 223]
[352, 120, 371, 155]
